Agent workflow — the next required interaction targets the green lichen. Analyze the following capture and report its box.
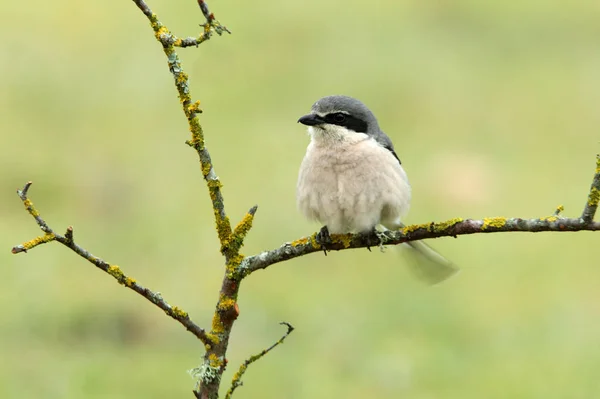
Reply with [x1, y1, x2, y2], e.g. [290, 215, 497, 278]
[482, 217, 507, 230]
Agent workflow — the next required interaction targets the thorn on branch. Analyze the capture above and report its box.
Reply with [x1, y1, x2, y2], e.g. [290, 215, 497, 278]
[224, 322, 295, 399]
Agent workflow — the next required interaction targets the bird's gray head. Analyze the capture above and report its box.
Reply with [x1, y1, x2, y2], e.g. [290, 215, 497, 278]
[298, 95, 381, 140]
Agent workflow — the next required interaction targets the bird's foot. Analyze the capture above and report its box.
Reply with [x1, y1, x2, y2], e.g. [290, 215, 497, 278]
[360, 228, 387, 252]
[316, 225, 333, 256]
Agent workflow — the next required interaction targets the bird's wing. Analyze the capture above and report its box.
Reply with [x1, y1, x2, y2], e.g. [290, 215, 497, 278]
[371, 130, 402, 165]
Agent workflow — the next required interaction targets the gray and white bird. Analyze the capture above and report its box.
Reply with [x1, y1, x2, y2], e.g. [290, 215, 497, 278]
[296, 95, 458, 283]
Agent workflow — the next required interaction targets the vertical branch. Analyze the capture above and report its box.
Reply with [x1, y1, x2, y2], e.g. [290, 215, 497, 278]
[581, 154, 600, 223]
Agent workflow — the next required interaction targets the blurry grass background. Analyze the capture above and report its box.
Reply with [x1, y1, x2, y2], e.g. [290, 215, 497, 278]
[2, 0, 600, 398]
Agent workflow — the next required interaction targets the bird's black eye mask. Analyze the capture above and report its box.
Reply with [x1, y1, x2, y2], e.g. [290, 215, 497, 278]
[323, 112, 368, 133]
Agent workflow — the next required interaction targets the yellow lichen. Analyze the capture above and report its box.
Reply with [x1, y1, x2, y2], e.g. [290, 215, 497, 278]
[217, 296, 236, 312]
[23, 199, 40, 217]
[187, 100, 201, 115]
[211, 313, 225, 335]
[201, 162, 211, 178]
[214, 210, 232, 245]
[331, 233, 352, 248]
[176, 71, 188, 86]
[174, 38, 183, 47]
[588, 187, 600, 206]
[154, 26, 170, 41]
[290, 237, 309, 247]
[555, 204, 564, 214]
[231, 365, 247, 382]
[206, 333, 220, 345]
[124, 277, 136, 287]
[432, 218, 464, 233]
[309, 233, 321, 249]
[482, 217, 507, 230]
[233, 212, 254, 238]
[149, 13, 159, 29]
[208, 353, 223, 368]
[226, 254, 244, 276]
[107, 265, 125, 280]
[172, 306, 188, 318]
[22, 233, 55, 250]
[402, 223, 428, 235]
[542, 216, 558, 223]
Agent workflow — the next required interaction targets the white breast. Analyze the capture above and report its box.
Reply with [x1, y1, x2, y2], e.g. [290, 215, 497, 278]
[296, 129, 411, 234]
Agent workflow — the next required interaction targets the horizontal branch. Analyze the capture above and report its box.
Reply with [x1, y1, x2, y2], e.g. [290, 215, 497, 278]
[11, 182, 212, 346]
[241, 216, 600, 275]
[241, 154, 600, 275]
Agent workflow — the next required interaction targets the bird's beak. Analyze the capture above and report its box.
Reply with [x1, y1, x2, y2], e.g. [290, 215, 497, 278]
[298, 114, 325, 126]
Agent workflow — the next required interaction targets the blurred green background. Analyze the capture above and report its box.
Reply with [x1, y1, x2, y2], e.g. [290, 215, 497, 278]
[2, 0, 600, 398]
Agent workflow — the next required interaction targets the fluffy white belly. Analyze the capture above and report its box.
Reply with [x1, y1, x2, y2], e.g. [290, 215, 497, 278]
[297, 136, 411, 234]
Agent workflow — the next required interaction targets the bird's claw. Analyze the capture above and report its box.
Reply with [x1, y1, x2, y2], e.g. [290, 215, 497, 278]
[360, 229, 387, 252]
[316, 225, 333, 255]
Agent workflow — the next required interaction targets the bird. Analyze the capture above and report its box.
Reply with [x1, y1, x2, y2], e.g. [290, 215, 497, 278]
[296, 95, 458, 284]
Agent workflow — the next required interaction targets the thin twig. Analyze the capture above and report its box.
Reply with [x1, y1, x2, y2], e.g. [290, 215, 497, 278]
[132, 0, 229, 48]
[224, 322, 295, 399]
[11, 182, 212, 345]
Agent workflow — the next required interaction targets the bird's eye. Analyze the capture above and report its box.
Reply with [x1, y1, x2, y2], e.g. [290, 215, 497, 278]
[333, 113, 346, 123]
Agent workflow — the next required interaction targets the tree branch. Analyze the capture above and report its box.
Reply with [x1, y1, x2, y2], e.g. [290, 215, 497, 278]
[241, 155, 600, 276]
[11, 182, 212, 345]
[581, 154, 600, 223]
[132, 0, 230, 48]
